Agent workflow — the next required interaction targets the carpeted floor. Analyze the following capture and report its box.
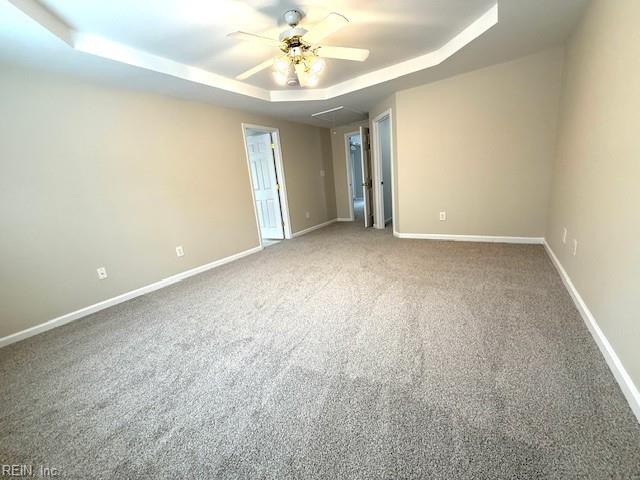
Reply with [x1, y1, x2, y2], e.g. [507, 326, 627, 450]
[1, 222, 639, 479]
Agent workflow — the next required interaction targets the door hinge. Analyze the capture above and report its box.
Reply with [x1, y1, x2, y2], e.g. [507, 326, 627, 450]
[271, 143, 276, 149]
[275, 183, 280, 191]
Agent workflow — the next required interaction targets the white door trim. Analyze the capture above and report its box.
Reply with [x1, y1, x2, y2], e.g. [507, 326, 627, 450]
[343, 130, 359, 222]
[241, 123, 292, 245]
[371, 109, 396, 231]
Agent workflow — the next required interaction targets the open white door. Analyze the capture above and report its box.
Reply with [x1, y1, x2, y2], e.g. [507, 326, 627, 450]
[247, 133, 285, 239]
[359, 126, 374, 227]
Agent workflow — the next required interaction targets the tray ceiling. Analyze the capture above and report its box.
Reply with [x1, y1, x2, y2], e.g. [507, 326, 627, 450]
[1, 0, 589, 126]
[39, 0, 496, 91]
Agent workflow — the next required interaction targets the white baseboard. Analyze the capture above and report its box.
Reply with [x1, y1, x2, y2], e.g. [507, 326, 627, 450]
[544, 240, 640, 423]
[336, 217, 353, 222]
[292, 219, 337, 237]
[394, 232, 544, 244]
[0, 245, 263, 349]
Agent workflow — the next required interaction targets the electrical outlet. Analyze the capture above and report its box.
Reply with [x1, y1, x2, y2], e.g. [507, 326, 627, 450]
[439, 211, 446, 221]
[562, 227, 567, 244]
[572, 239, 578, 256]
[320, 169, 325, 177]
[176, 246, 184, 257]
[305, 211, 310, 219]
[96, 267, 108, 280]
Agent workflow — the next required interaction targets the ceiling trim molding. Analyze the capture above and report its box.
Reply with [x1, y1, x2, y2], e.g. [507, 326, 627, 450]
[9, 0, 498, 103]
[73, 33, 270, 101]
[8, 0, 73, 45]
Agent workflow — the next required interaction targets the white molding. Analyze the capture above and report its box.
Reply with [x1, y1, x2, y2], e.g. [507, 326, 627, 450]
[543, 241, 640, 423]
[394, 232, 544, 244]
[0, 245, 263, 349]
[8, 0, 74, 45]
[8, 0, 499, 103]
[292, 219, 337, 238]
[336, 218, 353, 222]
[73, 33, 269, 100]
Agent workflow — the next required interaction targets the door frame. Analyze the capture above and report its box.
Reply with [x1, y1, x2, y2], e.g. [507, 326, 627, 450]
[371, 109, 396, 231]
[241, 123, 292, 245]
[343, 130, 360, 222]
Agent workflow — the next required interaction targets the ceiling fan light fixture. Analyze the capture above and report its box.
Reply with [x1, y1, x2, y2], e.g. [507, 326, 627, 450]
[273, 71, 288, 86]
[306, 74, 319, 87]
[230, 9, 368, 88]
[309, 57, 325, 74]
[274, 56, 290, 74]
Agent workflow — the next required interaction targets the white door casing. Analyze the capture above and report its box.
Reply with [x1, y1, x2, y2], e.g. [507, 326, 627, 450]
[246, 132, 285, 239]
[371, 108, 396, 232]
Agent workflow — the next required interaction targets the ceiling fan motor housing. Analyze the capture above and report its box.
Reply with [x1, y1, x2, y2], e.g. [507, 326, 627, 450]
[283, 9, 303, 27]
[279, 27, 307, 42]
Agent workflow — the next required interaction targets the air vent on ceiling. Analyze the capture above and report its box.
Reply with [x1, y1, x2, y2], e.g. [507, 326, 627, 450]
[311, 106, 367, 126]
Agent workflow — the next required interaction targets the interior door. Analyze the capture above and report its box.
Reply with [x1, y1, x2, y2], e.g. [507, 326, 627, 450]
[359, 126, 374, 227]
[247, 132, 285, 239]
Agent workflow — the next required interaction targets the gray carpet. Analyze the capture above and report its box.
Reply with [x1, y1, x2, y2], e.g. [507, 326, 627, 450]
[1, 222, 639, 479]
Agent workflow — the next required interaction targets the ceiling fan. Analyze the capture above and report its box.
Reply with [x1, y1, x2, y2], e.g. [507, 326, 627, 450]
[228, 9, 370, 88]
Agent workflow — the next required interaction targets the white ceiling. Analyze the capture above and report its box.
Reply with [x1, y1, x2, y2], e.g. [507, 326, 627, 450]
[39, 0, 496, 90]
[1, 0, 589, 126]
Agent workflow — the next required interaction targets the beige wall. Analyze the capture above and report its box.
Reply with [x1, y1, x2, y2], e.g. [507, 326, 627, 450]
[546, 1, 640, 387]
[394, 48, 564, 237]
[0, 63, 335, 338]
[330, 120, 369, 220]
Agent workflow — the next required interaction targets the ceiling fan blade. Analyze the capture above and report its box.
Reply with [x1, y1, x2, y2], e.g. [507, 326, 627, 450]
[302, 12, 349, 45]
[227, 31, 282, 47]
[316, 46, 370, 62]
[294, 62, 309, 86]
[236, 58, 275, 80]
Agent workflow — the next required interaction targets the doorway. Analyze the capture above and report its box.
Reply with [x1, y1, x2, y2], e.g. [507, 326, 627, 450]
[345, 132, 363, 222]
[344, 127, 373, 227]
[242, 124, 292, 245]
[372, 110, 395, 231]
